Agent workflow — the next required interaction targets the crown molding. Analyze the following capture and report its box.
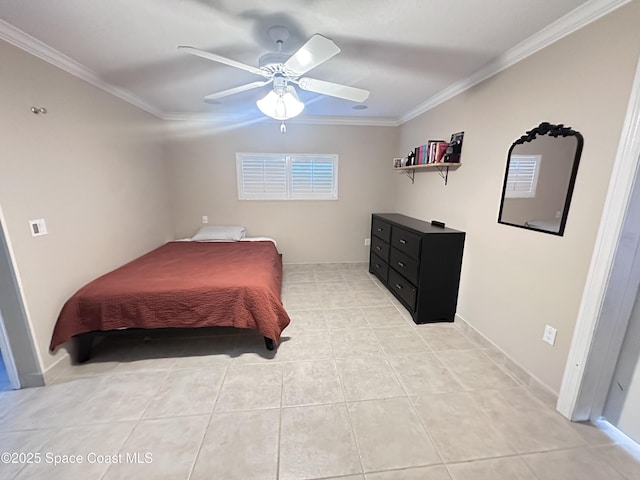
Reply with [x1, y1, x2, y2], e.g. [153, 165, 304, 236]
[0, 18, 164, 119]
[162, 111, 399, 127]
[286, 115, 399, 127]
[162, 112, 258, 123]
[0, 17, 397, 127]
[399, 0, 631, 125]
[1, 0, 629, 127]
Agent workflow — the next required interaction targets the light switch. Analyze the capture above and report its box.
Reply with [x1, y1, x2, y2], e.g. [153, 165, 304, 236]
[29, 218, 48, 237]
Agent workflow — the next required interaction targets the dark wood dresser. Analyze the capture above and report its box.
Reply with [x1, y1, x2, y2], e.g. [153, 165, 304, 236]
[369, 213, 465, 324]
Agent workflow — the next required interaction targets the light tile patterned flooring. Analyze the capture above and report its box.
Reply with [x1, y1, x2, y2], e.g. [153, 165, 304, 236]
[1, 263, 639, 479]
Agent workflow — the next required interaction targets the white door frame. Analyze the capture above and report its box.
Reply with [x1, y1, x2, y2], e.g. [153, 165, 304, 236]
[0, 205, 44, 389]
[558, 52, 640, 421]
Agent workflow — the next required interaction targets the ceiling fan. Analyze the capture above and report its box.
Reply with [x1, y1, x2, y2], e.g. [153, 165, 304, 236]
[178, 26, 369, 122]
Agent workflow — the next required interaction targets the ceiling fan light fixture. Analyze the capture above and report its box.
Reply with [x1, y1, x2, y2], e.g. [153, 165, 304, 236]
[256, 85, 304, 121]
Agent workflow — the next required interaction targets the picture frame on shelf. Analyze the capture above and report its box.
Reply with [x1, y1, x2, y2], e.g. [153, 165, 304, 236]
[443, 131, 464, 163]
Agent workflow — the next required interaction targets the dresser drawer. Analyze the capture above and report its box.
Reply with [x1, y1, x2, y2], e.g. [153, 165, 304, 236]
[371, 235, 390, 262]
[389, 248, 419, 285]
[391, 226, 421, 259]
[369, 252, 389, 283]
[371, 217, 392, 243]
[388, 269, 417, 310]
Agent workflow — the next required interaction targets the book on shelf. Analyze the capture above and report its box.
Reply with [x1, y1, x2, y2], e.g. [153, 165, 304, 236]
[434, 141, 449, 163]
[426, 140, 445, 163]
[410, 137, 460, 166]
[402, 132, 463, 169]
[415, 144, 426, 165]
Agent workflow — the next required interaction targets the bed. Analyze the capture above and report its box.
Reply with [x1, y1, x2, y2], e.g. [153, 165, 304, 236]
[524, 218, 562, 232]
[49, 237, 290, 362]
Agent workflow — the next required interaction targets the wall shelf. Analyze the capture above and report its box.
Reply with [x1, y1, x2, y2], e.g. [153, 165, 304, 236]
[394, 163, 461, 185]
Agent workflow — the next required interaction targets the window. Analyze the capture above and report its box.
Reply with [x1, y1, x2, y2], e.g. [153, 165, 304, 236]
[504, 154, 541, 198]
[236, 153, 338, 200]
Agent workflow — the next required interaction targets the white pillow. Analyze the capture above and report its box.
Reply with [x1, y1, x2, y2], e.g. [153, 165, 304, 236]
[191, 225, 246, 242]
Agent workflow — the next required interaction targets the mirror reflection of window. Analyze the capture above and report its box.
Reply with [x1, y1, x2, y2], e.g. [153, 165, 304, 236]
[498, 122, 583, 236]
[505, 154, 541, 198]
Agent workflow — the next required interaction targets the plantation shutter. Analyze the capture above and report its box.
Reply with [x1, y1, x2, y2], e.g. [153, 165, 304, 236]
[505, 155, 540, 198]
[290, 155, 336, 198]
[237, 154, 287, 199]
[236, 153, 338, 200]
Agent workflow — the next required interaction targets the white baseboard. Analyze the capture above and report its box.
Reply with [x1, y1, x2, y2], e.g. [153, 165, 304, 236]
[283, 261, 368, 267]
[455, 313, 559, 410]
[42, 351, 72, 385]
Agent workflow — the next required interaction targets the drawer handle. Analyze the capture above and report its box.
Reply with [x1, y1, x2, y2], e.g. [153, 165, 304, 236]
[377, 227, 383, 232]
[376, 246, 381, 250]
[399, 239, 407, 244]
[395, 283, 403, 290]
[398, 261, 405, 268]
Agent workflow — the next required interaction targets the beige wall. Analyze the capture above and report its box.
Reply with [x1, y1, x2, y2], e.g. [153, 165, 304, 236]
[165, 122, 398, 263]
[394, 2, 640, 392]
[3, 2, 638, 394]
[0, 40, 173, 373]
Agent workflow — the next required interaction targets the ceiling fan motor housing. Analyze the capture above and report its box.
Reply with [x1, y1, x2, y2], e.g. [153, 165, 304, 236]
[272, 75, 288, 94]
[258, 53, 292, 74]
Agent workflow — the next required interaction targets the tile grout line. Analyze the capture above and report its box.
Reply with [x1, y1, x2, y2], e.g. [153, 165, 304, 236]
[275, 352, 285, 480]
[97, 368, 172, 479]
[377, 320, 448, 470]
[356, 301, 447, 473]
[333, 343, 366, 477]
[10, 264, 635, 479]
[185, 358, 232, 480]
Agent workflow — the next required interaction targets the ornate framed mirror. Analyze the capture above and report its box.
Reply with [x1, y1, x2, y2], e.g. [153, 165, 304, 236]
[498, 122, 583, 236]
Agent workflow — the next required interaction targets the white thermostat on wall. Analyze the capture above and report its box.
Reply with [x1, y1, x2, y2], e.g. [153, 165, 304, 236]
[29, 218, 48, 237]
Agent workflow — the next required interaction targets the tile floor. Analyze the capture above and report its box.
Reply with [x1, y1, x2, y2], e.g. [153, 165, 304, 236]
[1, 262, 639, 479]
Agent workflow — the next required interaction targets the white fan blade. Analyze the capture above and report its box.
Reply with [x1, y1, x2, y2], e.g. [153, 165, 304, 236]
[297, 77, 369, 102]
[178, 46, 267, 77]
[204, 80, 272, 102]
[284, 34, 341, 76]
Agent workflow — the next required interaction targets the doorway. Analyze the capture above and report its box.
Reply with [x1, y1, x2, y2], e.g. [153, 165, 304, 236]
[0, 351, 10, 390]
[557, 53, 640, 429]
[603, 280, 640, 443]
[0, 208, 43, 389]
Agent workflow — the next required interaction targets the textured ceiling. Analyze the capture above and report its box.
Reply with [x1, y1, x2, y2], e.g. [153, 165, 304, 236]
[0, 0, 612, 124]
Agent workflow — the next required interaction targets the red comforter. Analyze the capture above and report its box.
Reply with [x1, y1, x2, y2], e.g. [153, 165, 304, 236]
[50, 241, 290, 350]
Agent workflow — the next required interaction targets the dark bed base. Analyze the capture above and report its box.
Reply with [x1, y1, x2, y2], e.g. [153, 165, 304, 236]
[264, 337, 275, 351]
[74, 329, 277, 363]
[75, 333, 93, 364]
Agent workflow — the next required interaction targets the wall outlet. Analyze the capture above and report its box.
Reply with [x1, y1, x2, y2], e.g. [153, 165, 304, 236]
[29, 218, 48, 237]
[364, 238, 371, 246]
[202, 216, 208, 224]
[543, 324, 557, 345]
